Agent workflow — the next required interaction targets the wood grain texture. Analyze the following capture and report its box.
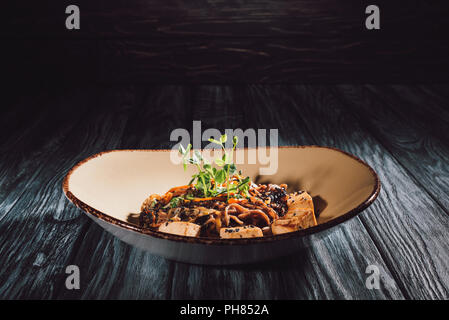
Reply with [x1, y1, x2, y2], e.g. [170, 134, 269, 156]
[0, 86, 135, 298]
[58, 86, 192, 299]
[366, 85, 449, 147]
[0, 85, 447, 299]
[0, 87, 91, 221]
[5, 1, 449, 83]
[0, 87, 48, 145]
[286, 85, 449, 299]
[334, 85, 449, 211]
[6, 0, 449, 38]
[97, 37, 449, 83]
[169, 86, 403, 300]
[4, 39, 98, 85]
[0, 87, 96, 298]
[170, 226, 402, 299]
[418, 85, 449, 101]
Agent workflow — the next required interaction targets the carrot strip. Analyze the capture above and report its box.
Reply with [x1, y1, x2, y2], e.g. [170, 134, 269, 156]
[158, 192, 173, 205]
[228, 198, 246, 204]
[190, 196, 226, 202]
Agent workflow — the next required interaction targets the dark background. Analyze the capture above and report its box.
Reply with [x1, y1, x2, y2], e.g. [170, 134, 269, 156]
[4, 0, 449, 84]
[1, 1, 449, 299]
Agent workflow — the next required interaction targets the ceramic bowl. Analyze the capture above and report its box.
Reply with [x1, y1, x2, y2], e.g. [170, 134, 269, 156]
[63, 146, 380, 265]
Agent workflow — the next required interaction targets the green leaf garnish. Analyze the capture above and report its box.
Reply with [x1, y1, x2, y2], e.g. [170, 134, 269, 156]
[208, 138, 222, 145]
[215, 169, 226, 184]
[178, 134, 250, 200]
[169, 196, 183, 208]
[215, 158, 225, 167]
[220, 134, 227, 143]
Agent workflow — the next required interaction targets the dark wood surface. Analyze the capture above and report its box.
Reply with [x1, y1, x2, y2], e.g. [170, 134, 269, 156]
[5, 1, 449, 83]
[0, 84, 448, 299]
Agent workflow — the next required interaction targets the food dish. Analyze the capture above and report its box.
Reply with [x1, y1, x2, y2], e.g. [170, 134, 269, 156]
[139, 135, 318, 239]
[140, 183, 318, 239]
[63, 144, 380, 264]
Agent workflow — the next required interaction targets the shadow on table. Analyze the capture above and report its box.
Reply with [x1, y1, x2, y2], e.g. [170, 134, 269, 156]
[202, 248, 309, 272]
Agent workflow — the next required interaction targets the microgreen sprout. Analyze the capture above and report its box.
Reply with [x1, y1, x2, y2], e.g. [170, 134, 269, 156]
[178, 134, 250, 201]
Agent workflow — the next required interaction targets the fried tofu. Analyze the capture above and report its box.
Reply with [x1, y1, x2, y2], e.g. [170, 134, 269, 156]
[271, 191, 317, 235]
[219, 225, 263, 239]
[158, 221, 201, 237]
[285, 191, 314, 217]
[271, 210, 317, 235]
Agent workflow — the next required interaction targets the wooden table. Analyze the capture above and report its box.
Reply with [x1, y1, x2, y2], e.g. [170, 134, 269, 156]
[0, 84, 448, 299]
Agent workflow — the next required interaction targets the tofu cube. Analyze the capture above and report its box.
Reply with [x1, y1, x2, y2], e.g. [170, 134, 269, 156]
[271, 218, 298, 235]
[158, 221, 201, 237]
[220, 225, 263, 239]
[285, 191, 314, 218]
[271, 209, 317, 235]
[271, 191, 317, 236]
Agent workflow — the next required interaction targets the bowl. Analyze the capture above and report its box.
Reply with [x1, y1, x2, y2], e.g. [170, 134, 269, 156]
[63, 146, 380, 265]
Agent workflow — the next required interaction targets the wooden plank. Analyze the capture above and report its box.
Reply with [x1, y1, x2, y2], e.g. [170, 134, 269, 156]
[2, 84, 445, 299]
[335, 85, 449, 211]
[0, 86, 44, 137]
[6, 0, 449, 39]
[5, 39, 98, 85]
[4, 1, 98, 38]
[0, 86, 89, 153]
[57, 86, 193, 299]
[6, 2, 449, 84]
[169, 86, 404, 299]
[0, 89, 49, 152]
[365, 85, 449, 148]
[0, 87, 92, 219]
[418, 85, 449, 101]
[287, 85, 449, 299]
[0, 87, 96, 298]
[93, 0, 366, 38]
[0, 86, 135, 298]
[7, 2, 449, 84]
[98, 38, 449, 84]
